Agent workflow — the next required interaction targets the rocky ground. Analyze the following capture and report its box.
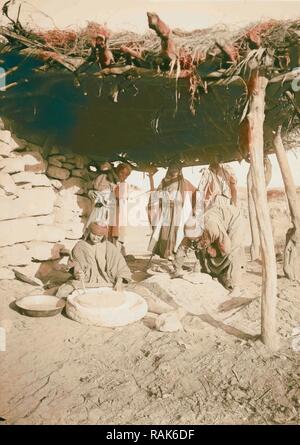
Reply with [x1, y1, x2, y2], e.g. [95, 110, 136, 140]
[0, 254, 300, 425]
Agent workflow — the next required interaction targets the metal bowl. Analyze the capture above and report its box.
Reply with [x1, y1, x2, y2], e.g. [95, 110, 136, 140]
[15, 295, 65, 317]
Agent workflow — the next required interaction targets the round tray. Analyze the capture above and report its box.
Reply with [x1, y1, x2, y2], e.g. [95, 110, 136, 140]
[66, 287, 148, 327]
[15, 295, 65, 317]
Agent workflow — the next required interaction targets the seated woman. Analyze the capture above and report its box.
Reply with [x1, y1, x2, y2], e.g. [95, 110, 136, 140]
[196, 202, 246, 297]
[57, 222, 132, 298]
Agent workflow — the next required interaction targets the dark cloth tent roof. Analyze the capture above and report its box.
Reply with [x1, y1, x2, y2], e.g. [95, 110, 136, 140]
[0, 12, 300, 169]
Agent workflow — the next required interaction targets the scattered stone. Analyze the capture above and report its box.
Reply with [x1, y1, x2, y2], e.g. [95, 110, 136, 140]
[0, 244, 31, 266]
[0, 187, 55, 220]
[0, 217, 38, 247]
[0, 267, 15, 280]
[0, 172, 17, 195]
[36, 225, 66, 242]
[143, 312, 159, 329]
[11, 172, 51, 187]
[155, 308, 186, 332]
[47, 165, 70, 180]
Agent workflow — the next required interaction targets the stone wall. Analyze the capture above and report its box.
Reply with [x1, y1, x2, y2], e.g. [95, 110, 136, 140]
[0, 121, 94, 285]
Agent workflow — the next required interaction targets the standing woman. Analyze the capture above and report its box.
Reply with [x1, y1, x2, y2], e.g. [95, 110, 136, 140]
[108, 163, 132, 253]
[199, 162, 237, 211]
[148, 162, 197, 276]
[87, 162, 118, 234]
[87, 162, 132, 253]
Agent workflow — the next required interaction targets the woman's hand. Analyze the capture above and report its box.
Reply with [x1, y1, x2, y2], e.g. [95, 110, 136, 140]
[197, 230, 211, 250]
[206, 246, 217, 257]
[88, 190, 98, 201]
[114, 277, 124, 292]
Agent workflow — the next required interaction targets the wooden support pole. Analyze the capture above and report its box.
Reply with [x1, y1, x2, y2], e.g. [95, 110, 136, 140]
[247, 166, 261, 260]
[274, 126, 300, 282]
[247, 72, 278, 350]
[247, 156, 272, 261]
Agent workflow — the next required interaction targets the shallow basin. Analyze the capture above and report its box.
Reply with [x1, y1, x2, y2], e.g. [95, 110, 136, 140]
[15, 295, 65, 317]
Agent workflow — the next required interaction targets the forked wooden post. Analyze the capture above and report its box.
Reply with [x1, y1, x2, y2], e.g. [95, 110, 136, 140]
[247, 72, 278, 350]
[274, 126, 300, 282]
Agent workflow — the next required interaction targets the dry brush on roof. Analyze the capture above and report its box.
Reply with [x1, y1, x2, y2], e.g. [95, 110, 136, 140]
[1, 2, 300, 76]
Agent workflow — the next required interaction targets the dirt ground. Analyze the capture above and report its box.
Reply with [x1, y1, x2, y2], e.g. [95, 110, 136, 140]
[1, 247, 300, 425]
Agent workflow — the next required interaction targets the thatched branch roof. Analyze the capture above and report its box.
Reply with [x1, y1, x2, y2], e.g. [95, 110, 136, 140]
[0, 8, 299, 169]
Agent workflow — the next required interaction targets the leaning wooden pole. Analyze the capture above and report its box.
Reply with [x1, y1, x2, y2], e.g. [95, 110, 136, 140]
[274, 126, 300, 282]
[247, 71, 278, 350]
